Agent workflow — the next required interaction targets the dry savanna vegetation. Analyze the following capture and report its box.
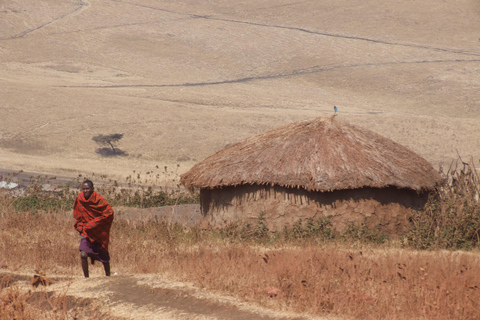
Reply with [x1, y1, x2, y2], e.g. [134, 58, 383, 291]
[1, 159, 480, 320]
[1, 0, 480, 319]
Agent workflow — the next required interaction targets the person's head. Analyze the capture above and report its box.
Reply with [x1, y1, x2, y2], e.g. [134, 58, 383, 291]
[82, 180, 94, 199]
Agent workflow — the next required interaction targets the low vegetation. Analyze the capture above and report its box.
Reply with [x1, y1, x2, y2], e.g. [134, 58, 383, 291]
[1, 275, 108, 320]
[1, 158, 479, 319]
[403, 158, 480, 250]
[7, 166, 199, 213]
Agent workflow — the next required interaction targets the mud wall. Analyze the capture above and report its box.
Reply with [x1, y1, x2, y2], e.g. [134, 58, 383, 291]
[200, 185, 430, 235]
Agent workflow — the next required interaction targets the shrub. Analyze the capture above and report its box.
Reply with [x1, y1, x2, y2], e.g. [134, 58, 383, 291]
[282, 216, 334, 241]
[403, 158, 480, 249]
[339, 221, 389, 245]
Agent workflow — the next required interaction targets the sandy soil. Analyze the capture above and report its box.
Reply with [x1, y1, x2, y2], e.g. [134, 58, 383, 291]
[1, 0, 479, 318]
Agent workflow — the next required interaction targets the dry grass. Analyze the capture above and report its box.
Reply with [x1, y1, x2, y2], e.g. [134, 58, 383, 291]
[1, 198, 479, 319]
[1, 160, 479, 319]
[111, 220, 480, 319]
[404, 157, 480, 250]
[0, 274, 106, 320]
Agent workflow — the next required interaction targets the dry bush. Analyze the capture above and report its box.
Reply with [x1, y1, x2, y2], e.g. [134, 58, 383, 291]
[405, 158, 480, 249]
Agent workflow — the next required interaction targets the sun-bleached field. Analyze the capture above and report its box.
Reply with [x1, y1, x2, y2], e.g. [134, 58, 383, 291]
[1, 0, 479, 182]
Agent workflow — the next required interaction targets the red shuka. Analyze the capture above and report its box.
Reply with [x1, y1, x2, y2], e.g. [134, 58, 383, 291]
[73, 191, 114, 250]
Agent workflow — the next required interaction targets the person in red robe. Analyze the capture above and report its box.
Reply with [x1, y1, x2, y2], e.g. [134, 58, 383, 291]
[73, 179, 114, 277]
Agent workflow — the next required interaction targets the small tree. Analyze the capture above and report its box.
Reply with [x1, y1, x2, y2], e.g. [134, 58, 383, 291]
[92, 133, 125, 156]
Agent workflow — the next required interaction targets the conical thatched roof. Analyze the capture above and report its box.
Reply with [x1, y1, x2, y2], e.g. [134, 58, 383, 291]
[180, 116, 442, 192]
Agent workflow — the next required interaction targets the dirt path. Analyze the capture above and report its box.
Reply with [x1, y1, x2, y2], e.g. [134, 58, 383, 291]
[3, 272, 337, 320]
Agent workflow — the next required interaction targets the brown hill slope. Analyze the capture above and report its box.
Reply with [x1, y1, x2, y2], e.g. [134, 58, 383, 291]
[1, 0, 479, 180]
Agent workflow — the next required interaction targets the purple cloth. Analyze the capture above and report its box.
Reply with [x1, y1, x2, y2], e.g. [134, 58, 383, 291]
[79, 237, 110, 263]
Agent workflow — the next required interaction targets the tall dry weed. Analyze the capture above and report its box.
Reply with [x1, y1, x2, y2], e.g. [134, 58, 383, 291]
[405, 158, 480, 249]
[0, 210, 78, 273]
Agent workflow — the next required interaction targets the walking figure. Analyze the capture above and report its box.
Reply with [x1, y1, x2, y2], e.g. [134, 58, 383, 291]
[73, 179, 114, 277]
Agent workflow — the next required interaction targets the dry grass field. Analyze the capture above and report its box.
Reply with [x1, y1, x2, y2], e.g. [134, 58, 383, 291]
[1, 0, 479, 179]
[1, 0, 480, 319]
[1, 202, 480, 320]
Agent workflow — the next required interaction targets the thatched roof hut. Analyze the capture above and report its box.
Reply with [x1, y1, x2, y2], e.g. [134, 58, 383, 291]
[181, 116, 442, 234]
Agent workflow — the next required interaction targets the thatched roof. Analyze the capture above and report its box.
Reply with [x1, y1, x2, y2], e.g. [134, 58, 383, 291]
[180, 116, 442, 192]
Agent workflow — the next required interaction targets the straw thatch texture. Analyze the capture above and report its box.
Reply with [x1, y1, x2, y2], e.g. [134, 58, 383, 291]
[181, 116, 442, 192]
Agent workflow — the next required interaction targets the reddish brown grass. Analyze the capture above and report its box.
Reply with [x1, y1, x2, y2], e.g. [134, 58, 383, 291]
[1, 201, 479, 319]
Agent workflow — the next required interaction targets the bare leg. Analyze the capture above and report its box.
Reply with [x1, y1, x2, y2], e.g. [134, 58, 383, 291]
[80, 251, 89, 278]
[103, 262, 111, 276]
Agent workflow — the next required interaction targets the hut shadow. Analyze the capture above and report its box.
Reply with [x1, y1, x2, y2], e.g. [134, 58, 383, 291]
[321, 187, 429, 209]
[202, 184, 428, 212]
[95, 148, 128, 157]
